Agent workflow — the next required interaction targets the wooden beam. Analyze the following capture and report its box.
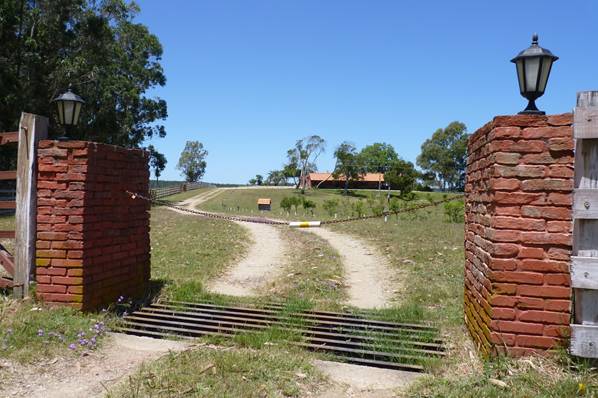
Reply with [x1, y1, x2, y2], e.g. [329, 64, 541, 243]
[0, 248, 15, 276]
[571, 257, 598, 289]
[13, 113, 48, 298]
[0, 171, 17, 181]
[0, 201, 16, 209]
[571, 324, 598, 358]
[574, 189, 598, 218]
[0, 277, 13, 289]
[0, 132, 18, 145]
[0, 231, 15, 239]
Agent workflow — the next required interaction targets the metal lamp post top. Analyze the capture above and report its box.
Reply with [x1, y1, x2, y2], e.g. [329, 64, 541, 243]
[510, 33, 559, 64]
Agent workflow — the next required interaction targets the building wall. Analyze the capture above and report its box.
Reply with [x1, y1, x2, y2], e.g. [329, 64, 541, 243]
[464, 113, 574, 356]
[35, 140, 150, 310]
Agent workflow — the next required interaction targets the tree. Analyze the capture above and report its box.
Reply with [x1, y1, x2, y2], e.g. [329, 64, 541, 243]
[417, 122, 469, 191]
[287, 135, 326, 192]
[147, 145, 167, 185]
[384, 158, 418, 197]
[358, 143, 399, 173]
[333, 142, 365, 195]
[249, 178, 257, 185]
[255, 174, 263, 186]
[177, 141, 208, 182]
[266, 170, 286, 186]
[0, 0, 167, 146]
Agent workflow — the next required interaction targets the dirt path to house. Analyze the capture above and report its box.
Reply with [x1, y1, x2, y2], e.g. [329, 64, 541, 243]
[0, 334, 189, 398]
[167, 188, 290, 297]
[306, 227, 395, 309]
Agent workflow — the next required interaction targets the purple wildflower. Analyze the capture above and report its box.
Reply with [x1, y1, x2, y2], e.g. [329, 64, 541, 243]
[68, 343, 77, 350]
[117, 296, 124, 304]
[37, 329, 44, 337]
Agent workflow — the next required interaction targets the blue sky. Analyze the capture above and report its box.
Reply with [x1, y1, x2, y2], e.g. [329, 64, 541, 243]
[136, 0, 598, 184]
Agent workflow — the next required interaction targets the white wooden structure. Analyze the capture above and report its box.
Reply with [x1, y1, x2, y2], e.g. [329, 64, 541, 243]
[571, 91, 598, 357]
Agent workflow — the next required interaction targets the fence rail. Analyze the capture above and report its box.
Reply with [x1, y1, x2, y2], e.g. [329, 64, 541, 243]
[149, 182, 205, 199]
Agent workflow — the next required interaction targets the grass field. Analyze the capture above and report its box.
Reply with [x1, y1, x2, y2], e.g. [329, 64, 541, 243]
[193, 187, 598, 397]
[199, 187, 455, 221]
[150, 206, 248, 301]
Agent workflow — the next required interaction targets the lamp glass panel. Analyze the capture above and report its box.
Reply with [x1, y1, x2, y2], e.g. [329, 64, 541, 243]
[516, 60, 525, 93]
[524, 57, 540, 92]
[537, 56, 553, 94]
[63, 101, 75, 125]
[73, 102, 82, 126]
[56, 101, 65, 125]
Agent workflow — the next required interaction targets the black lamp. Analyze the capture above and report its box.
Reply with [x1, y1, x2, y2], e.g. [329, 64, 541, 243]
[52, 86, 84, 140]
[511, 34, 558, 115]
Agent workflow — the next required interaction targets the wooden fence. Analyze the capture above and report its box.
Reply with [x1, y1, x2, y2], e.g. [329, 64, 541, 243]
[0, 113, 48, 297]
[150, 182, 205, 199]
[571, 91, 598, 357]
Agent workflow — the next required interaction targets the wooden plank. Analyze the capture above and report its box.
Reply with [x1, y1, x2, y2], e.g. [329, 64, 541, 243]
[0, 132, 18, 145]
[574, 189, 598, 219]
[572, 92, 598, 358]
[574, 108, 598, 139]
[0, 231, 15, 239]
[0, 201, 16, 209]
[571, 257, 598, 289]
[573, 217, 598, 258]
[571, 324, 598, 358]
[0, 248, 15, 276]
[0, 277, 13, 289]
[0, 171, 17, 181]
[574, 140, 598, 189]
[13, 113, 48, 298]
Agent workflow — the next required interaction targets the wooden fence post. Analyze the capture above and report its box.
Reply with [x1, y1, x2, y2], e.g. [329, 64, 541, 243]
[571, 91, 598, 357]
[13, 113, 48, 298]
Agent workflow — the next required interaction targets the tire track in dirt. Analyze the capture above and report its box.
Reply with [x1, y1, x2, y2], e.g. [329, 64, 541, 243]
[306, 227, 394, 309]
[168, 188, 289, 297]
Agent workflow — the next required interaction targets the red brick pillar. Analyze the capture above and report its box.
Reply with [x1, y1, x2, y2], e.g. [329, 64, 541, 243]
[35, 141, 150, 310]
[464, 113, 574, 356]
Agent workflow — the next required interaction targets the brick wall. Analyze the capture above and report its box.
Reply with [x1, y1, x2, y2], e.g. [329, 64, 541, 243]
[464, 113, 574, 356]
[35, 140, 150, 310]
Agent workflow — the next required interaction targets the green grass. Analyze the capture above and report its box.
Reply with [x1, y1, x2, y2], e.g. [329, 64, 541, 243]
[262, 227, 347, 310]
[198, 187, 441, 221]
[0, 298, 110, 364]
[159, 187, 213, 203]
[107, 345, 323, 398]
[150, 206, 249, 301]
[0, 214, 15, 253]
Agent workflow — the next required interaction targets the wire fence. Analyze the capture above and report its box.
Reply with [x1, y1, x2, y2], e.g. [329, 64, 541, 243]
[128, 190, 464, 227]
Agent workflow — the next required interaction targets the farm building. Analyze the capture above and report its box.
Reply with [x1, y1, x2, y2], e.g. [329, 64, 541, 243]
[304, 172, 384, 189]
[257, 198, 272, 211]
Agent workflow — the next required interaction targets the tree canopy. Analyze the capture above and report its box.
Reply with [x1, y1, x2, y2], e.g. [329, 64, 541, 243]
[287, 135, 325, 192]
[384, 158, 418, 196]
[417, 121, 468, 191]
[333, 141, 366, 195]
[147, 144, 167, 184]
[358, 142, 399, 172]
[177, 141, 208, 183]
[0, 0, 167, 147]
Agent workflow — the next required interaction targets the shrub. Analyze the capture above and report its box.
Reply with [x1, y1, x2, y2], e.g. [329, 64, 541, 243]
[322, 199, 339, 217]
[352, 200, 365, 217]
[367, 196, 385, 217]
[301, 198, 316, 215]
[280, 197, 292, 212]
[444, 200, 464, 223]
